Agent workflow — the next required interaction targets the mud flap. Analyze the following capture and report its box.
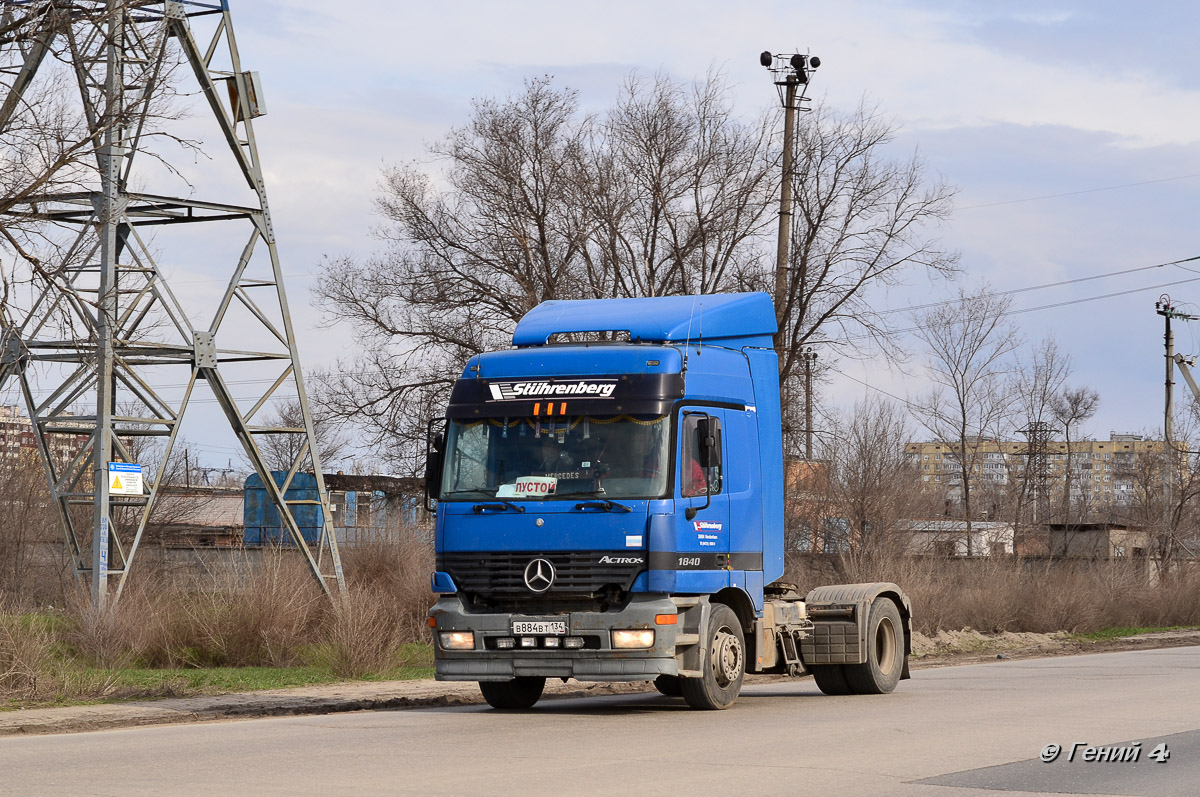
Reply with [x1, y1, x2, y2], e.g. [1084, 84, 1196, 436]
[801, 582, 913, 671]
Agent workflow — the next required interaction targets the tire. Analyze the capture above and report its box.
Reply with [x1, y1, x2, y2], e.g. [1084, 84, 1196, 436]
[810, 664, 853, 696]
[843, 597, 904, 695]
[681, 604, 745, 710]
[478, 676, 546, 709]
[653, 674, 683, 697]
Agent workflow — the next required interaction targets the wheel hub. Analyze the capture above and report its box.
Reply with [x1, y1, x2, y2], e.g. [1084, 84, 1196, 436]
[712, 627, 743, 687]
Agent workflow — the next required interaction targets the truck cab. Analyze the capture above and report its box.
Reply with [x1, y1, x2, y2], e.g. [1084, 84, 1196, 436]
[427, 293, 911, 709]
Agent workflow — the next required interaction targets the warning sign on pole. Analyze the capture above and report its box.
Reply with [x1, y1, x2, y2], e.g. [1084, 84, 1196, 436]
[108, 462, 143, 496]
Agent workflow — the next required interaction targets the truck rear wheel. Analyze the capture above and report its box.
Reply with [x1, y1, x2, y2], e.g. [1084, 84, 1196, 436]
[479, 676, 546, 709]
[681, 604, 744, 710]
[810, 665, 853, 695]
[843, 597, 904, 695]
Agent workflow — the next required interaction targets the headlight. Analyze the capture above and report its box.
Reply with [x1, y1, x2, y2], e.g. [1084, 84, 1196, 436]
[439, 631, 475, 650]
[612, 629, 655, 649]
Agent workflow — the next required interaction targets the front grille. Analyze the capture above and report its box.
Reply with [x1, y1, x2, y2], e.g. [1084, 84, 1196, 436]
[439, 551, 644, 597]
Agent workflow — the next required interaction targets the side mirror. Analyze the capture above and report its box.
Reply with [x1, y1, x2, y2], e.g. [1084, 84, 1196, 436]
[423, 427, 445, 512]
[686, 415, 721, 520]
[696, 417, 722, 469]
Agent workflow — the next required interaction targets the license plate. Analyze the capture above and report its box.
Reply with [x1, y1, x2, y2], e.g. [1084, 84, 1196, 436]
[512, 620, 567, 635]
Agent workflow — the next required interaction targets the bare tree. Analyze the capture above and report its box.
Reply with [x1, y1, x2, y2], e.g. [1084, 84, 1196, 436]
[316, 77, 959, 469]
[753, 101, 958, 453]
[313, 77, 589, 470]
[1008, 337, 1072, 538]
[249, 398, 349, 475]
[823, 395, 938, 571]
[913, 288, 1021, 550]
[1049, 386, 1100, 523]
[315, 73, 776, 470]
[576, 70, 777, 298]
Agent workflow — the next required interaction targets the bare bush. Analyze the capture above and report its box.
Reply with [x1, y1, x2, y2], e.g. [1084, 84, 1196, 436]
[177, 553, 325, 668]
[318, 591, 407, 679]
[0, 600, 57, 700]
[339, 536, 435, 645]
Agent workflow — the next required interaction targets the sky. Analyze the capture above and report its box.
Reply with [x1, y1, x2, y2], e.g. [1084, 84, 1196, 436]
[12, 0, 1200, 468]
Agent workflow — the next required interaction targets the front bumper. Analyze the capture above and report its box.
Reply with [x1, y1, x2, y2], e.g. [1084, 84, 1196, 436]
[430, 594, 680, 682]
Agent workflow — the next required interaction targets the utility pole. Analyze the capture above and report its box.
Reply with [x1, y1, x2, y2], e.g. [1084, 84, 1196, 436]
[1155, 295, 1196, 555]
[760, 50, 820, 339]
[802, 347, 817, 460]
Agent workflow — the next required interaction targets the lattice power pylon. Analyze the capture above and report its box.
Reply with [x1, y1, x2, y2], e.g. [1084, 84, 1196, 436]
[1019, 421, 1056, 524]
[0, 1, 345, 606]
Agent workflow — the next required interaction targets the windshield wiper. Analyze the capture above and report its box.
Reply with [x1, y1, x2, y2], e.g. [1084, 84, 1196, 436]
[472, 499, 525, 514]
[568, 497, 633, 513]
[443, 489, 493, 498]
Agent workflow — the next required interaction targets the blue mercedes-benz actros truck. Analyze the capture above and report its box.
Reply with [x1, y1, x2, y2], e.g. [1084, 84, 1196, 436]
[426, 292, 912, 709]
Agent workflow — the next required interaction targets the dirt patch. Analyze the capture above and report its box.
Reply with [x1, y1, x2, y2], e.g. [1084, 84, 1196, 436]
[910, 628, 1200, 667]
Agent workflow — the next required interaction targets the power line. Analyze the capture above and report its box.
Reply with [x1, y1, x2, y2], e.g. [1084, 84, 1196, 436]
[837, 273, 1200, 345]
[8, 255, 1200, 403]
[829, 366, 926, 414]
[880, 255, 1200, 317]
[958, 173, 1200, 211]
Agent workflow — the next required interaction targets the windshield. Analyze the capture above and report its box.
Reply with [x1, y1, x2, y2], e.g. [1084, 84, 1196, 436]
[440, 414, 670, 501]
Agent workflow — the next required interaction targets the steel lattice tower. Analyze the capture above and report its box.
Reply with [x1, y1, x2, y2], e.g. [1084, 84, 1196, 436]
[1019, 421, 1056, 524]
[0, 0, 345, 606]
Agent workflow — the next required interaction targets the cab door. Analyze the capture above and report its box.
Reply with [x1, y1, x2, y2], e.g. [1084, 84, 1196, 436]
[672, 408, 731, 591]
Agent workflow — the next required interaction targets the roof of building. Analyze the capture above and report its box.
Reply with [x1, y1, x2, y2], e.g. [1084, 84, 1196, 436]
[151, 490, 244, 529]
[903, 520, 1014, 533]
[324, 473, 422, 495]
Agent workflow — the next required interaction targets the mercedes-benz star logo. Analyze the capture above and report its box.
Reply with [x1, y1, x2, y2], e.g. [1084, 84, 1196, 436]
[523, 558, 556, 593]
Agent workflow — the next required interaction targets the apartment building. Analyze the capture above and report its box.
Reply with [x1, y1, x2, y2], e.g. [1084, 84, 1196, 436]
[0, 404, 91, 466]
[904, 433, 1170, 506]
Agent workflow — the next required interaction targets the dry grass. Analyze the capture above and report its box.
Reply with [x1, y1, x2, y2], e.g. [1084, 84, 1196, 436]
[0, 535, 437, 702]
[314, 536, 434, 678]
[786, 553, 1200, 635]
[0, 602, 58, 700]
[339, 536, 435, 643]
[6, 533, 1198, 706]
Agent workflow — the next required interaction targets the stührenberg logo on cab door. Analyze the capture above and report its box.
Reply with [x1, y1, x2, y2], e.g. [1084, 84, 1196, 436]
[488, 380, 617, 401]
[694, 520, 723, 548]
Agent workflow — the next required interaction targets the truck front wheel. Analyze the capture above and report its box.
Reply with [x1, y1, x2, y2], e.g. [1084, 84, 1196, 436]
[843, 597, 904, 694]
[653, 675, 683, 696]
[681, 604, 745, 710]
[479, 676, 546, 709]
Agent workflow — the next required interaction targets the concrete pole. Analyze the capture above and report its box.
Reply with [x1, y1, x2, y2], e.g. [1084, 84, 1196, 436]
[804, 348, 816, 460]
[1164, 312, 1174, 554]
[773, 76, 798, 335]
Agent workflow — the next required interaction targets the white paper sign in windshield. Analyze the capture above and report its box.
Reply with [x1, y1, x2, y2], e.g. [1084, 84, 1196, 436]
[496, 476, 558, 498]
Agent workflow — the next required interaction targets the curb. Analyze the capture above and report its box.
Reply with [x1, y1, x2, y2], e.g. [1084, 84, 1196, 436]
[0, 680, 655, 738]
[4, 635, 1197, 737]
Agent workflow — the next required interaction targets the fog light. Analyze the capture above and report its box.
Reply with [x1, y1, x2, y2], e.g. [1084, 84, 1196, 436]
[543, 637, 561, 648]
[496, 637, 515, 649]
[520, 637, 537, 648]
[564, 637, 585, 649]
[612, 629, 655, 649]
[439, 631, 475, 650]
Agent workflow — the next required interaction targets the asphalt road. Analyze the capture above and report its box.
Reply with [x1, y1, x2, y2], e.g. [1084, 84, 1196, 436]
[3, 647, 1198, 796]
